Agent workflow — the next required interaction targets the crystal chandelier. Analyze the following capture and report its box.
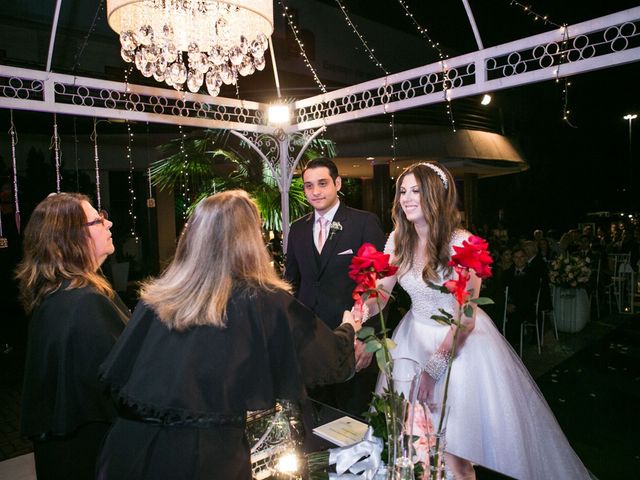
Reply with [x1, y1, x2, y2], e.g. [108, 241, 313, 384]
[106, 0, 274, 96]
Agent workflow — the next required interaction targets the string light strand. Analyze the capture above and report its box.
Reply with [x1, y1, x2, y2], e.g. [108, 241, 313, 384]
[334, 0, 388, 74]
[90, 118, 103, 210]
[278, 0, 327, 94]
[126, 121, 139, 243]
[8, 110, 21, 235]
[396, 0, 446, 60]
[507, 1, 561, 28]
[50, 113, 62, 193]
[72, 0, 105, 74]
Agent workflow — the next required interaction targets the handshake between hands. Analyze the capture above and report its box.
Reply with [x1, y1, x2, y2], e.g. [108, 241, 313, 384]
[340, 304, 374, 372]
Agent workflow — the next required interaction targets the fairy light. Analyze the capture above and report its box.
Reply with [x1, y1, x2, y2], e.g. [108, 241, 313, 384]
[396, 0, 446, 60]
[335, 0, 388, 73]
[91, 117, 103, 210]
[395, 0, 455, 131]
[8, 110, 21, 235]
[278, 0, 327, 94]
[50, 113, 62, 193]
[126, 121, 139, 243]
[508, 1, 572, 124]
[71, 0, 105, 73]
[178, 125, 191, 220]
[508, 1, 561, 28]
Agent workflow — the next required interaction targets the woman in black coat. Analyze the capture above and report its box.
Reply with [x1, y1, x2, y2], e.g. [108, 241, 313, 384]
[97, 190, 360, 480]
[15, 193, 129, 480]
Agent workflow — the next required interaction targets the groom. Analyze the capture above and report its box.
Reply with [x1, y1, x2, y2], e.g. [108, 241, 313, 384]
[285, 157, 386, 416]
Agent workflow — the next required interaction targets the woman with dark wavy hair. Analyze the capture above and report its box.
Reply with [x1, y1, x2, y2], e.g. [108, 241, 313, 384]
[15, 193, 129, 480]
[97, 190, 360, 480]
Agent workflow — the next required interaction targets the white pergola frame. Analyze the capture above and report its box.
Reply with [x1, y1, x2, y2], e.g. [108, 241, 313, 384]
[1, 6, 639, 249]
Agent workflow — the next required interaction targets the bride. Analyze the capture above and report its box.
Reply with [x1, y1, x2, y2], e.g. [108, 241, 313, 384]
[361, 162, 591, 480]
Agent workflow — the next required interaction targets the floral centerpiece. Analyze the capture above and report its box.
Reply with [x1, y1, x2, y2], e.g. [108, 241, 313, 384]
[548, 254, 591, 288]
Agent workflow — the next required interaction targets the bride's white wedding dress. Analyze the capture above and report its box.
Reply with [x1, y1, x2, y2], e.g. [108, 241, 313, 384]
[378, 230, 591, 480]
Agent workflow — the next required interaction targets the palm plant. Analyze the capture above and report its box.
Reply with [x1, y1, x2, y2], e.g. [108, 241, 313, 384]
[150, 128, 336, 231]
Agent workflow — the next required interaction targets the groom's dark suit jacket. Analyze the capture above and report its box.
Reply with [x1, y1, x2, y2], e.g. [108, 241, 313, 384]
[285, 203, 386, 330]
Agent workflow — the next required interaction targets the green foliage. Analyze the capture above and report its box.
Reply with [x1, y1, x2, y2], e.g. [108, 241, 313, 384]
[150, 128, 336, 230]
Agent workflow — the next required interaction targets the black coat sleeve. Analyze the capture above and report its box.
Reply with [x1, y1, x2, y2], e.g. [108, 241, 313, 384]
[284, 296, 356, 389]
[284, 226, 301, 294]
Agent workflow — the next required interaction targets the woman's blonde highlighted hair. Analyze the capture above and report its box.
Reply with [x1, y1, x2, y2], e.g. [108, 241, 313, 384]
[15, 193, 115, 313]
[392, 162, 461, 281]
[141, 190, 290, 330]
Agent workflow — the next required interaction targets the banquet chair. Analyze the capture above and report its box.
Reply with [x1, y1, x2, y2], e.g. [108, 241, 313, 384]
[502, 286, 509, 337]
[539, 284, 558, 347]
[606, 253, 632, 313]
[519, 285, 541, 358]
[589, 255, 601, 319]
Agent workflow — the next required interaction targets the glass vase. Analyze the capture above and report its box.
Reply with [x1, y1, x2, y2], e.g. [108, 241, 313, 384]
[424, 405, 451, 480]
[381, 357, 421, 480]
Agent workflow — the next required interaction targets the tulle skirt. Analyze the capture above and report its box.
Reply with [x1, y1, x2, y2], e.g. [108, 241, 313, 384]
[376, 308, 591, 480]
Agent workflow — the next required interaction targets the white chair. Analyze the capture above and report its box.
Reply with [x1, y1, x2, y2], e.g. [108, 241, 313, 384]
[502, 286, 509, 337]
[519, 285, 541, 358]
[607, 253, 633, 313]
[539, 284, 558, 346]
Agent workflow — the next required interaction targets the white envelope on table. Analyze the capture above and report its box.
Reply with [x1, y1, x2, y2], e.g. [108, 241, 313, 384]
[337, 249, 353, 255]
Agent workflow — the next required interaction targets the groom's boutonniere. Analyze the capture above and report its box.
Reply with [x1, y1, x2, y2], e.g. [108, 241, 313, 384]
[328, 221, 342, 241]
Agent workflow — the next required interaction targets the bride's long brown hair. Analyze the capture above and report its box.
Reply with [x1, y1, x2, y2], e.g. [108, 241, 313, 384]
[391, 162, 461, 282]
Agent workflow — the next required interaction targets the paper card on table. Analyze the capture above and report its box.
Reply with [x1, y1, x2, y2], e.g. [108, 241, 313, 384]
[312, 416, 368, 447]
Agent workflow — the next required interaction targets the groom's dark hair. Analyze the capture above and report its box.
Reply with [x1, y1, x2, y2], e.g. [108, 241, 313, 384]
[303, 157, 340, 182]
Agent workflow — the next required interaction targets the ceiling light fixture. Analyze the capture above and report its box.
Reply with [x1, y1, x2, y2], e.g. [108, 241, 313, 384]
[106, 0, 274, 96]
[481, 93, 492, 106]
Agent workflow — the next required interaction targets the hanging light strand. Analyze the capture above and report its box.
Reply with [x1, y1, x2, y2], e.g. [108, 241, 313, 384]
[126, 121, 139, 243]
[8, 110, 21, 235]
[278, 0, 327, 94]
[50, 113, 62, 193]
[395, 0, 446, 60]
[507, 1, 562, 28]
[72, 0, 105, 74]
[334, 0, 388, 74]
[90, 118, 103, 210]
[333, 1, 398, 161]
[178, 125, 191, 220]
[558, 25, 576, 128]
[394, 0, 454, 131]
[507, 2, 574, 125]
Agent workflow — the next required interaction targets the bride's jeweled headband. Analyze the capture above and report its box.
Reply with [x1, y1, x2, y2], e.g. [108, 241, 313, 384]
[419, 162, 448, 189]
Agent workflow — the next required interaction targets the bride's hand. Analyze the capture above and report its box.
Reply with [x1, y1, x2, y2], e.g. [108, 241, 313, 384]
[341, 310, 362, 333]
[417, 371, 436, 403]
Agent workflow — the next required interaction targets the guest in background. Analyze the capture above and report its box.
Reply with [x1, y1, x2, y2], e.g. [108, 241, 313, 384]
[503, 248, 540, 349]
[537, 237, 555, 264]
[15, 193, 129, 480]
[98, 190, 360, 480]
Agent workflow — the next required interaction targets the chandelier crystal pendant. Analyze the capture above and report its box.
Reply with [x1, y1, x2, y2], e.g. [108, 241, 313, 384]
[106, 0, 274, 96]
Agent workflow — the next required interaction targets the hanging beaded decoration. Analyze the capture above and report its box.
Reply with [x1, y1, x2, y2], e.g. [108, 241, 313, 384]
[8, 110, 21, 237]
[146, 167, 155, 208]
[90, 118, 103, 211]
[50, 113, 62, 193]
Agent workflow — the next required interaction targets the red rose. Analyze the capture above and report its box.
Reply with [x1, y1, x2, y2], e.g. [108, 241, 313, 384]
[443, 266, 471, 305]
[450, 235, 493, 279]
[348, 243, 398, 282]
[349, 243, 398, 305]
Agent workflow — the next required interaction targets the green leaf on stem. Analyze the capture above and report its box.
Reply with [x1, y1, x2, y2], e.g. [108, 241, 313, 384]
[365, 339, 382, 353]
[384, 338, 397, 350]
[375, 349, 388, 372]
[431, 315, 453, 325]
[437, 308, 453, 319]
[357, 326, 375, 340]
[463, 304, 474, 317]
[426, 281, 451, 294]
[472, 297, 495, 305]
